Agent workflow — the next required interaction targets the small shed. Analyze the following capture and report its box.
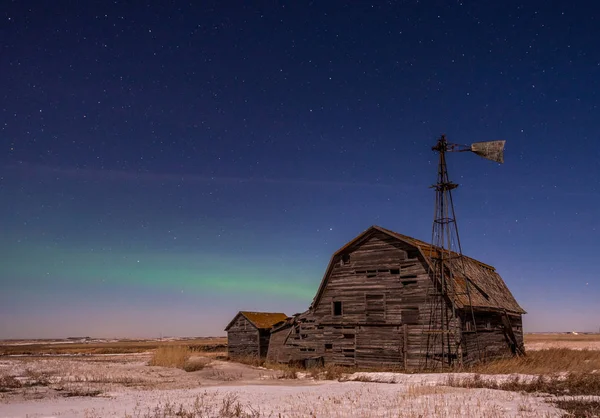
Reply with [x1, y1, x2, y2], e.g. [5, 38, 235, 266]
[225, 311, 288, 358]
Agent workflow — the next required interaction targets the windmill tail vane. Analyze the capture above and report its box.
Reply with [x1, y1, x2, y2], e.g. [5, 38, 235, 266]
[470, 140, 506, 163]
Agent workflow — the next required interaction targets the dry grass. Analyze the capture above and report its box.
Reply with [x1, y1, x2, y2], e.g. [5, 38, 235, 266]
[444, 372, 600, 417]
[554, 400, 600, 418]
[308, 363, 347, 380]
[206, 369, 244, 381]
[445, 372, 600, 397]
[0, 375, 22, 391]
[525, 333, 600, 343]
[183, 358, 207, 372]
[60, 388, 103, 397]
[148, 346, 191, 369]
[117, 392, 261, 418]
[228, 355, 264, 368]
[0, 337, 227, 356]
[467, 348, 600, 375]
[152, 348, 212, 373]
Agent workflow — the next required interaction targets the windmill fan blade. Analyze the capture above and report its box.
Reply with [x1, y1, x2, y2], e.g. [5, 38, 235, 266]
[470, 140, 506, 163]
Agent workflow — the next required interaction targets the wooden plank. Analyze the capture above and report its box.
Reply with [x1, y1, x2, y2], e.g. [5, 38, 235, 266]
[403, 324, 408, 369]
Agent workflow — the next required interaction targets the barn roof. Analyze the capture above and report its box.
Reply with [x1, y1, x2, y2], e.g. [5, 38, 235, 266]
[224, 311, 288, 331]
[310, 225, 525, 315]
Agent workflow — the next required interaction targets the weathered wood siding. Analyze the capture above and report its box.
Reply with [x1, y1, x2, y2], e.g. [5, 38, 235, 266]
[313, 232, 430, 325]
[266, 326, 291, 363]
[258, 330, 271, 358]
[461, 311, 523, 363]
[512, 315, 525, 352]
[227, 315, 259, 358]
[355, 325, 404, 367]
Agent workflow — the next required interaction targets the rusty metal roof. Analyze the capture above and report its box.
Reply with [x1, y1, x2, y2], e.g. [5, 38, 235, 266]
[225, 311, 288, 331]
[311, 225, 525, 315]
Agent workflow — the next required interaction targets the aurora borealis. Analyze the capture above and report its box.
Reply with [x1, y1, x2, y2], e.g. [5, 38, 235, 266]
[2, 2, 599, 338]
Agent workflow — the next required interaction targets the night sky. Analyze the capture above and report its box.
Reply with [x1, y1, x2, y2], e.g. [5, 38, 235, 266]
[2, 1, 599, 339]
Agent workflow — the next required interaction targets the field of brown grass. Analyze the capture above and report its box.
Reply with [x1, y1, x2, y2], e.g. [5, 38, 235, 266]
[524, 332, 600, 352]
[0, 337, 227, 356]
[525, 333, 600, 342]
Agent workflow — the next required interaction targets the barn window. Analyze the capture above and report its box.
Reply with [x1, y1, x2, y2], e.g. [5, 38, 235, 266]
[325, 343, 333, 352]
[340, 254, 351, 265]
[401, 308, 419, 325]
[407, 250, 420, 259]
[390, 268, 400, 275]
[333, 301, 343, 316]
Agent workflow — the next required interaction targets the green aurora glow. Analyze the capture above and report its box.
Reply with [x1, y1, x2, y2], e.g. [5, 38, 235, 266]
[3, 244, 319, 300]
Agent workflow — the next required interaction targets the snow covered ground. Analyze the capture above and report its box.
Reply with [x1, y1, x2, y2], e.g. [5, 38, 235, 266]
[0, 381, 563, 418]
[525, 340, 600, 351]
[0, 354, 567, 418]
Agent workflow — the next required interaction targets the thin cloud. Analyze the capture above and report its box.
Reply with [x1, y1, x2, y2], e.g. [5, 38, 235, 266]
[5, 161, 419, 191]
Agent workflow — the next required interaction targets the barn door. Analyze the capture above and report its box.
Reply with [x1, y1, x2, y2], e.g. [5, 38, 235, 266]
[355, 326, 403, 368]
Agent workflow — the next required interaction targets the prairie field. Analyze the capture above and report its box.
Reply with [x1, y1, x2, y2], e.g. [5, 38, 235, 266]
[0, 333, 599, 417]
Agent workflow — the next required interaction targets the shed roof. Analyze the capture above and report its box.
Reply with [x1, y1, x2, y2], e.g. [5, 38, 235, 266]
[224, 311, 288, 331]
[311, 225, 525, 315]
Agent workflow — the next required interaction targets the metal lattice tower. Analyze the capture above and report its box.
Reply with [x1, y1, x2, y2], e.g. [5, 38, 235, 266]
[422, 134, 505, 370]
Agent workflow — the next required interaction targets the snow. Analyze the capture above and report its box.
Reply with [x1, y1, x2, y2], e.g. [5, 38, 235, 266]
[0, 350, 588, 418]
[344, 371, 543, 385]
[0, 380, 563, 418]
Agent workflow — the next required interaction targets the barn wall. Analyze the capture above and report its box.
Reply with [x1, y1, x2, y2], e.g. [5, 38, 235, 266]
[227, 315, 259, 358]
[266, 326, 293, 363]
[461, 311, 523, 363]
[313, 232, 430, 325]
[512, 315, 525, 352]
[273, 232, 437, 368]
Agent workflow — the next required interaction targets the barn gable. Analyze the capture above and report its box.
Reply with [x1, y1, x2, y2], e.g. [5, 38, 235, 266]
[311, 225, 525, 315]
[310, 231, 429, 324]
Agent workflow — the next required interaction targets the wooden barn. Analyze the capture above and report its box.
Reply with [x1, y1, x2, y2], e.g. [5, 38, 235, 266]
[225, 311, 288, 358]
[266, 225, 525, 369]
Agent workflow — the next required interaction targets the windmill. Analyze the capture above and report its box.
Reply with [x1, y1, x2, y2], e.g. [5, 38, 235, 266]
[423, 134, 505, 369]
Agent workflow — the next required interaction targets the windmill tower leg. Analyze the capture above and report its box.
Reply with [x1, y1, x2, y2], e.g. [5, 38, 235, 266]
[423, 135, 481, 369]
